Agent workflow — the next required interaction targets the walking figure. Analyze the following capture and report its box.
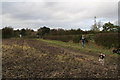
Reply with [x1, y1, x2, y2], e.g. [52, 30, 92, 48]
[81, 35, 85, 48]
[99, 53, 105, 66]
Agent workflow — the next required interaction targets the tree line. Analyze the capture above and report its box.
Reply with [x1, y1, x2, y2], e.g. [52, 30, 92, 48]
[1, 22, 119, 39]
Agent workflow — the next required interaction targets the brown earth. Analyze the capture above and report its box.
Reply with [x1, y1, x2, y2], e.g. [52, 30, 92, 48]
[2, 39, 118, 79]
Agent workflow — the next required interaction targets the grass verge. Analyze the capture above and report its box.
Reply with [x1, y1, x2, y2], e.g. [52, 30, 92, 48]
[37, 39, 118, 57]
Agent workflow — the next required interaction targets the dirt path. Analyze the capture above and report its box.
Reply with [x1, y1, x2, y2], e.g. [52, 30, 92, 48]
[2, 39, 118, 78]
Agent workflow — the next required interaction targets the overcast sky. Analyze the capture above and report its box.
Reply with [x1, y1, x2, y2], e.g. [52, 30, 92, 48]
[1, 0, 119, 31]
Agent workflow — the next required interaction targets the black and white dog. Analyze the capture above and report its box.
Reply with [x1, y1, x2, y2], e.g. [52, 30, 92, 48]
[99, 53, 105, 66]
[113, 48, 120, 55]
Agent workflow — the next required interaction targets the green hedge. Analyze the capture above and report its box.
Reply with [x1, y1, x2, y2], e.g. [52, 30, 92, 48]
[43, 35, 73, 42]
[94, 33, 119, 48]
[43, 35, 83, 43]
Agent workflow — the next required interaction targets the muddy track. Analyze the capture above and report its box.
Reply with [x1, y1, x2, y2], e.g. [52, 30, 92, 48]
[2, 39, 118, 78]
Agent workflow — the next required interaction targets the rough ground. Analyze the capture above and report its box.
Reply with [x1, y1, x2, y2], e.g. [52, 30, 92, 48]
[2, 39, 118, 78]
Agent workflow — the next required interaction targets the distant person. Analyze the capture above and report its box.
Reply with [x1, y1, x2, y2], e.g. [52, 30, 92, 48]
[81, 35, 85, 48]
[19, 34, 22, 38]
[99, 53, 105, 66]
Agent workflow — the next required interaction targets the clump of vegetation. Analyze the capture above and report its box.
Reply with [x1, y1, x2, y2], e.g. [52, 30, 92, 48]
[72, 35, 82, 43]
[94, 33, 119, 48]
[2, 27, 14, 38]
[37, 26, 50, 38]
[44, 35, 87, 43]
[43, 35, 74, 42]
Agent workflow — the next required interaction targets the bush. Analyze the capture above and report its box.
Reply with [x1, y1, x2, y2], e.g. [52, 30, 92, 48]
[86, 34, 95, 41]
[43, 35, 89, 43]
[94, 33, 119, 48]
[2, 27, 14, 38]
[43, 34, 90, 43]
[43, 35, 74, 42]
[13, 30, 20, 38]
[73, 35, 82, 43]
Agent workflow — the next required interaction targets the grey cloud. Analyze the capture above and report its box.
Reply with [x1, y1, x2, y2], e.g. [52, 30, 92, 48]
[2, 1, 118, 30]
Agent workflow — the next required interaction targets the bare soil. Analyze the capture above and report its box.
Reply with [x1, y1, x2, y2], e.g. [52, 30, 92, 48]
[2, 39, 118, 79]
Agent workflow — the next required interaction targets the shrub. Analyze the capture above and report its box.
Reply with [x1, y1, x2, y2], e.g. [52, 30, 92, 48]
[2, 27, 14, 38]
[86, 34, 95, 41]
[94, 33, 119, 48]
[43, 35, 89, 43]
[43, 35, 74, 42]
[73, 35, 82, 43]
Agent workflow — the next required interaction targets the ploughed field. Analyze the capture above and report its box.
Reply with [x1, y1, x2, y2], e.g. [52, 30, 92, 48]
[2, 39, 118, 78]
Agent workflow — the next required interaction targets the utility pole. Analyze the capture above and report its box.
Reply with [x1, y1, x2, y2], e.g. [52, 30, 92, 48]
[91, 16, 99, 31]
[94, 16, 97, 27]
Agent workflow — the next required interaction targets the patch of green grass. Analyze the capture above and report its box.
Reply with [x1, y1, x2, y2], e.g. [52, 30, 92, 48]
[37, 39, 117, 56]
